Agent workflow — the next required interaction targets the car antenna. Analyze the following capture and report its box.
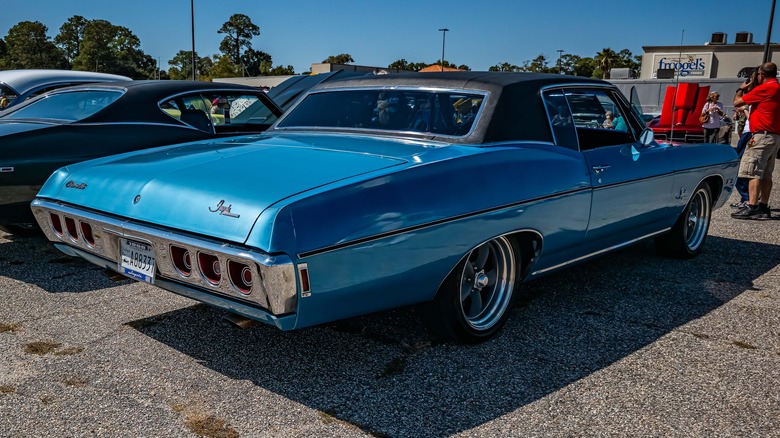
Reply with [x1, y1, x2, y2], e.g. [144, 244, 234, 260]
[669, 29, 684, 143]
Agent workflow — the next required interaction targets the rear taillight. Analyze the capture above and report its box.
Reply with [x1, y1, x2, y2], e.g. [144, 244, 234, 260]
[228, 260, 253, 294]
[299, 264, 311, 297]
[64, 217, 78, 241]
[170, 245, 192, 277]
[198, 252, 221, 285]
[50, 213, 63, 236]
[80, 222, 95, 247]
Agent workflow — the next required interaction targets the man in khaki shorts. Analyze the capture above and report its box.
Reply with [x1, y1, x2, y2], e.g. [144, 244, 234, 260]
[732, 62, 780, 220]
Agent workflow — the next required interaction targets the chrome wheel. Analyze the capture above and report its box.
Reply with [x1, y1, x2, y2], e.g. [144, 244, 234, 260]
[655, 183, 712, 259]
[457, 236, 516, 331]
[684, 187, 711, 252]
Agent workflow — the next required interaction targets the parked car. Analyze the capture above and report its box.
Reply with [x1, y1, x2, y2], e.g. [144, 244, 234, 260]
[0, 80, 283, 232]
[0, 69, 130, 110]
[30, 72, 739, 343]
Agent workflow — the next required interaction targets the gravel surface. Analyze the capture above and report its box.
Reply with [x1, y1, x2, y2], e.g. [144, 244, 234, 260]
[1, 167, 779, 437]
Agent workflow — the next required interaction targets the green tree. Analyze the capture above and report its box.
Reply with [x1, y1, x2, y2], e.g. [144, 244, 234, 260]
[614, 49, 641, 78]
[241, 48, 272, 76]
[558, 54, 581, 75]
[489, 62, 522, 72]
[54, 15, 88, 68]
[520, 54, 550, 73]
[72, 20, 156, 78]
[268, 65, 295, 75]
[1, 21, 66, 69]
[209, 53, 242, 79]
[167, 50, 212, 80]
[218, 14, 261, 64]
[572, 56, 597, 78]
[322, 53, 354, 64]
[595, 48, 619, 79]
[388, 59, 413, 71]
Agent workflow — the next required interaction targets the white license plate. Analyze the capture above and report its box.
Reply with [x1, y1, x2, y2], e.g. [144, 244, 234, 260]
[119, 238, 156, 284]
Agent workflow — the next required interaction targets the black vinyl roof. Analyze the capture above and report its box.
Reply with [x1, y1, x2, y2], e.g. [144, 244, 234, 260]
[296, 72, 613, 144]
[42, 80, 282, 124]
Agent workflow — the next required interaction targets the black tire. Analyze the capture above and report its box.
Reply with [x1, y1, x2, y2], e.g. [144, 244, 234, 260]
[655, 183, 712, 259]
[425, 236, 519, 343]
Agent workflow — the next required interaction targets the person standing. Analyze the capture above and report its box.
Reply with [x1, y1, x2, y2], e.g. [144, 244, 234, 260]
[731, 62, 780, 220]
[701, 92, 724, 143]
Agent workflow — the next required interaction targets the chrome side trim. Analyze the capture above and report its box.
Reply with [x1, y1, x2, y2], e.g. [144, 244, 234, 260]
[32, 199, 298, 315]
[530, 228, 671, 276]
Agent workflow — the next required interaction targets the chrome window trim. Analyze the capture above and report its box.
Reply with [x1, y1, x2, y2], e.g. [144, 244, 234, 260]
[0, 87, 126, 121]
[540, 83, 640, 149]
[274, 86, 491, 140]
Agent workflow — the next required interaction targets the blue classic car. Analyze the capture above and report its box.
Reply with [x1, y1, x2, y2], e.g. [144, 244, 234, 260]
[31, 73, 739, 343]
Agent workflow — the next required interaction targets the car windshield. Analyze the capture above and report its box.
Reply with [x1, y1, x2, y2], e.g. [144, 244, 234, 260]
[276, 88, 485, 137]
[0, 90, 122, 121]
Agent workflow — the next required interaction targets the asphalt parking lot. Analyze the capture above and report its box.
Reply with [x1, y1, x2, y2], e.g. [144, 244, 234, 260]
[1, 171, 779, 437]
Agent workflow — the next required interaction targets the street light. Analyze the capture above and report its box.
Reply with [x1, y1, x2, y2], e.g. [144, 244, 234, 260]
[191, 0, 196, 80]
[763, 0, 777, 63]
[556, 49, 564, 74]
[438, 28, 449, 71]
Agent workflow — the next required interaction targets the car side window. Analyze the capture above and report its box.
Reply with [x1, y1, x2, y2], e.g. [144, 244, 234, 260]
[563, 89, 635, 151]
[160, 92, 278, 133]
[542, 90, 578, 149]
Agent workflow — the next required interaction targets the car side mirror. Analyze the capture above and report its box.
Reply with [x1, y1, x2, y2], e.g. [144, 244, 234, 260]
[639, 127, 655, 146]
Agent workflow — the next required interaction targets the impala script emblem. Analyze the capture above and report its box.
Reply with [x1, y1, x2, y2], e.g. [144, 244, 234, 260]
[209, 200, 240, 218]
[65, 181, 87, 190]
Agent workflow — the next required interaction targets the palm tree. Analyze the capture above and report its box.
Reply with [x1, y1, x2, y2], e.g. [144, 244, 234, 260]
[595, 48, 618, 79]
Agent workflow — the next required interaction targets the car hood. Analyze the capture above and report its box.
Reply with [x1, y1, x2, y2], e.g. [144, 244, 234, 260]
[41, 135, 408, 243]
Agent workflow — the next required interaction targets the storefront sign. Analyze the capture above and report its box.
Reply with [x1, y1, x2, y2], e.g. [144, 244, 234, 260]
[653, 53, 712, 78]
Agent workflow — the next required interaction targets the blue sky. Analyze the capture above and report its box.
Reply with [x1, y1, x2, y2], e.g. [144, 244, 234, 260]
[1, 0, 777, 73]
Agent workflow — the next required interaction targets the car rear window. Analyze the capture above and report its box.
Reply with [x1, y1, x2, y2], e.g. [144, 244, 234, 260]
[1, 90, 122, 121]
[276, 88, 486, 137]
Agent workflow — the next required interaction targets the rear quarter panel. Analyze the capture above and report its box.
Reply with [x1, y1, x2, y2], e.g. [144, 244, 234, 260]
[250, 143, 594, 328]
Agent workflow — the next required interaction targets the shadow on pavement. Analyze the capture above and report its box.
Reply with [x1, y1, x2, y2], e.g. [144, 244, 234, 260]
[0, 233, 128, 293]
[127, 235, 780, 436]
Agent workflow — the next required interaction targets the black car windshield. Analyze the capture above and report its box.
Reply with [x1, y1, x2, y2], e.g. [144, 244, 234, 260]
[276, 89, 485, 137]
[0, 90, 122, 121]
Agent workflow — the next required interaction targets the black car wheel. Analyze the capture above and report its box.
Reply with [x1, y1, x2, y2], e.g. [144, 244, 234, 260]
[655, 183, 712, 259]
[426, 236, 518, 343]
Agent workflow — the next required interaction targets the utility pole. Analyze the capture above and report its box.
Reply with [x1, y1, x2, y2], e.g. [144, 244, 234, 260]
[764, 0, 777, 63]
[556, 49, 564, 74]
[191, 0, 196, 80]
[438, 28, 449, 71]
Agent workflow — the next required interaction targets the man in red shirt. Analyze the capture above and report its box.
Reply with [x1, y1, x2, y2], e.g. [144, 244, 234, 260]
[732, 62, 780, 220]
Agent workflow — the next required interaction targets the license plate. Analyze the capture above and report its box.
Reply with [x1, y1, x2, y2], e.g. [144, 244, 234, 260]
[119, 238, 156, 284]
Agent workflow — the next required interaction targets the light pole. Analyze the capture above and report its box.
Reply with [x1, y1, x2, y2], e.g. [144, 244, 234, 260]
[763, 0, 777, 63]
[190, 0, 196, 80]
[556, 49, 564, 74]
[438, 28, 449, 71]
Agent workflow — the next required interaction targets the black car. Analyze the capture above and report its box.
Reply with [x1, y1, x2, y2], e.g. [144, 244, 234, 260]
[0, 80, 283, 232]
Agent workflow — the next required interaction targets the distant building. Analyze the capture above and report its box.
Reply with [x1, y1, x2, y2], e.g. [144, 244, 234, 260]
[640, 32, 778, 80]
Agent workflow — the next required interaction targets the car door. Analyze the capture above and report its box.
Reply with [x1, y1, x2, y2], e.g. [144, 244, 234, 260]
[565, 88, 677, 248]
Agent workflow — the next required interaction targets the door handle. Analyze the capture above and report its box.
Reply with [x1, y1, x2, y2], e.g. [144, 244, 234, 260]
[592, 165, 611, 174]
[0, 167, 14, 173]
